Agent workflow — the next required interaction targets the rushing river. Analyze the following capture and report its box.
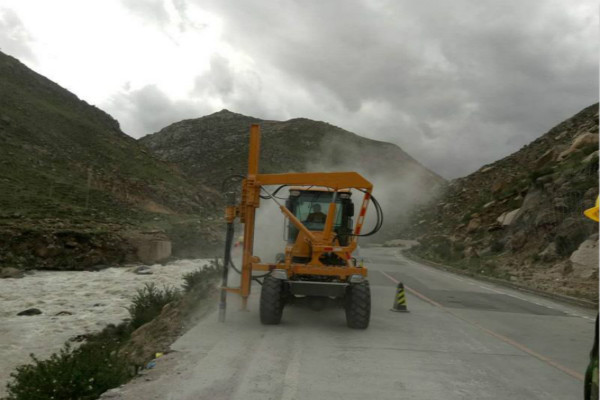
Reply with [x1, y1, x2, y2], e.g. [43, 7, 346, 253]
[0, 259, 209, 395]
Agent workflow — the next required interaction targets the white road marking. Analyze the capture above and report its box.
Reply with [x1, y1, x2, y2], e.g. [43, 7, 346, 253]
[474, 283, 576, 314]
[379, 269, 587, 382]
[395, 252, 595, 321]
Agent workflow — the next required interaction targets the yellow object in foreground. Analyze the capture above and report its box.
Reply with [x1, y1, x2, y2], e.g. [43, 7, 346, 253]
[584, 196, 599, 222]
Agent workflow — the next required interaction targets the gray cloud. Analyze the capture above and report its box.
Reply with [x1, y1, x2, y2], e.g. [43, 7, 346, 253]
[107, 84, 209, 136]
[193, 55, 235, 98]
[179, 0, 597, 178]
[98, 0, 598, 178]
[120, 0, 170, 27]
[120, 0, 207, 33]
[0, 8, 36, 62]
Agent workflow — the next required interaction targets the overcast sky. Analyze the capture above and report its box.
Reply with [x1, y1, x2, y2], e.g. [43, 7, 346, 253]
[0, 0, 597, 178]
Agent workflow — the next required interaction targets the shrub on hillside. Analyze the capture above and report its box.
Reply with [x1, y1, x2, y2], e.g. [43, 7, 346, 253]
[182, 258, 222, 294]
[128, 283, 181, 329]
[5, 331, 132, 400]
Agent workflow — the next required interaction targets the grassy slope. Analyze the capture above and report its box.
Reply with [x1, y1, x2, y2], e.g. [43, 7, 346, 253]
[0, 52, 220, 269]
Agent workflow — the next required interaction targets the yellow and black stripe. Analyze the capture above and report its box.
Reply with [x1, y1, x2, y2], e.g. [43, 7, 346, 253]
[391, 282, 409, 312]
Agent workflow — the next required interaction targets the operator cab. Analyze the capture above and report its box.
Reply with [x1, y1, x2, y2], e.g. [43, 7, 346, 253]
[285, 188, 354, 246]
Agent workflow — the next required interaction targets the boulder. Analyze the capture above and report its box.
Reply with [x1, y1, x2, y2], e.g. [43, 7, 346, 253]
[554, 130, 568, 140]
[487, 223, 503, 232]
[483, 201, 496, 209]
[64, 240, 79, 248]
[497, 208, 520, 226]
[17, 308, 42, 316]
[572, 132, 599, 148]
[570, 237, 599, 279]
[0, 267, 24, 278]
[134, 266, 154, 275]
[511, 190, 543, 225]
[466, 217, 481, 233]
[558, 132, 599, 160]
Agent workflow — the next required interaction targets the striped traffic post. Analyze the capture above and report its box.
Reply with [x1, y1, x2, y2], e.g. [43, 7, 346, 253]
[391, 282, 409, 312]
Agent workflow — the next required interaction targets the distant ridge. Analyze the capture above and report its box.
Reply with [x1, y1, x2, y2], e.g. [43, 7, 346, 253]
[139, 109, 444, 193]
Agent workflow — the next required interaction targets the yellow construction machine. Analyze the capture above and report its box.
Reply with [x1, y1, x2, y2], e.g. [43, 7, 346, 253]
[219, 124, 382, 329]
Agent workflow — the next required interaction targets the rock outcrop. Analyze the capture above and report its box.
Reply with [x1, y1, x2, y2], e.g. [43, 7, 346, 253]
[406, 104, 599, 300]
[570, 234, 599, 279]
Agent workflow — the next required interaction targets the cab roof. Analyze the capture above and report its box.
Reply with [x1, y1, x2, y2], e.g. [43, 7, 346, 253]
[288, 186, 352, 193]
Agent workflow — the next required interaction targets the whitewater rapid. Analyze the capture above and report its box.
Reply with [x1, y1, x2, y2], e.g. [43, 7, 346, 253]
[0, 259, 210, 395]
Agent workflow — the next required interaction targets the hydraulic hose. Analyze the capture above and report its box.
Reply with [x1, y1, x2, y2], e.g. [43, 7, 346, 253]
[334, 189, 383, 239]
[259, 184, 287, 200]
[352, 189, 383, 237]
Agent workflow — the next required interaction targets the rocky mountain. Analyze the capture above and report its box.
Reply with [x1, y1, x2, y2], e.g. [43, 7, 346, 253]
[405, 104, 599, 301]
[140, 110, 445, 239]
[0, 51, 221, 271]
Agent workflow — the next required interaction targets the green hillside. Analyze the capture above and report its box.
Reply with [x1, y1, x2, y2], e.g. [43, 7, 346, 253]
[0, 51, 220, 270]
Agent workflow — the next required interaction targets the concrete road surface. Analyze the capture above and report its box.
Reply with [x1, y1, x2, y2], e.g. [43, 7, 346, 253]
[105, 247, 597, 400]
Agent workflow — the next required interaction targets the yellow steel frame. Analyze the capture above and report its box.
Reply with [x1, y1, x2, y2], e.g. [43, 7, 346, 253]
[224, 124, 373, 309]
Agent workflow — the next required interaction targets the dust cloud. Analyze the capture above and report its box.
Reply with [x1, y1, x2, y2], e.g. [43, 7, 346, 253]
[253, 190, 289, 263]
[305, 137, 443, 243]
[236, 132, 443, 263]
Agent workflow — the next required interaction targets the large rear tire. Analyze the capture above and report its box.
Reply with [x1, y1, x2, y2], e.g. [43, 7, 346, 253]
[345, 281, 371, 329]
[260, 277, 285, 325]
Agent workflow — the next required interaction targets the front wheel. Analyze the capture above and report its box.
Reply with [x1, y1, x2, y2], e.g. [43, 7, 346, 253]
[260, 277, 285, 325]
[345, 281, 371, 329]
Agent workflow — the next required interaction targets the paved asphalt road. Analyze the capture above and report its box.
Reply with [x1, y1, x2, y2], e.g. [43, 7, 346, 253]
[106, 247, 597, 400]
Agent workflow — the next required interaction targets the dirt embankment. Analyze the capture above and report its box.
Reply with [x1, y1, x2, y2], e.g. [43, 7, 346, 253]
[0, 217, 223, 273]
